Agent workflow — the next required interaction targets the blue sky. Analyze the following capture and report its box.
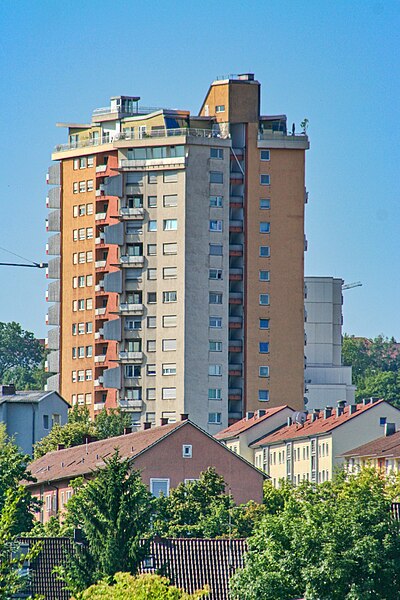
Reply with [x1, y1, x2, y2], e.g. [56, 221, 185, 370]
[0, 0, 399, 339]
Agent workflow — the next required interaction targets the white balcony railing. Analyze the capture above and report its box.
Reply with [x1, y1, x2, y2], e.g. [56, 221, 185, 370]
[94, 355, 106, 363]
[120, 255, 144, 266]
[119, 303, 143, 314]
[119, 351, 143, 362]
[95, 307, 106, 316]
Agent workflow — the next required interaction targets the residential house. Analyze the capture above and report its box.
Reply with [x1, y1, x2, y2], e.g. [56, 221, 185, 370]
[342, 423, 400, 475]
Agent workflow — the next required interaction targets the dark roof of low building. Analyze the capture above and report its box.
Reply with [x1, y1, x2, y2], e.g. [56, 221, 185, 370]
[0, 390, 68, 405]
[19, 536, 247, 600]
[215, 405, 291, 441]
[341, 430, 400, 458]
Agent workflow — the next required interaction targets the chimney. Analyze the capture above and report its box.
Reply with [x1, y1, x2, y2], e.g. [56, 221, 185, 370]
[384, 423, 396, 436]
[324, 407, 332, 419]
[123, 427, 132, 435]
[370, 397, 380, 404]
[337, 400, 346, 409]
[57, 443, 65, 451]
[348, 404, 357, 415]
[143, 422, 152, 430]
[257, 409, 266, 418]
[180, 413, 189, 421]
[287, 416, 292, 427]
[0, 384, 16, 396]
[246, 411, 254, 420]
[336, 407, 344, 418]
[362, 398, 371, 406]
[311, 413, 318, 423]
[160, 417, 169, 426]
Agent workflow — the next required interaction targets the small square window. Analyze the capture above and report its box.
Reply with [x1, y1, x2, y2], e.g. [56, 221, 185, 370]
[209, 269, 223, 280]
[259, 390, 270, 402]
[259, 319, 270, 329]
[163, 219, 177, 231]
[215, 105, 225, 113]
[209, 292, 223, 304]
[209, 244, 223, 256]
[259, 270, 270, 281]
[147, 364, 156, 376]
[259, 294, 270, 305]
[259, 342, 270, 354]
[259, 366, 270, 378]
[148, 172, 157, 184]
[210, 148, 224, 159]
[210, 196, 223, 207]
[260, 175, 270, 186]
[208, 364, 222, 376]
[209, 316, 222, 328]
[210, 171, 223, 184]
[208, 412, 222, 424]
[163, 171, 178, 183]
[147, 388, 156, 400]
[147, 244, 157, 256]
[260, 222, 270, 234]
[148, 196, 157, 208]
[260, 198, 270, 210]
[259, 246, 270, 257]
[260, 150, 270, 161]
[210, 220, 223, 232]
[147, 316, 156, 328]
[163, 194, 178, 207]
[183, 444, 192, 458]
[148, 220, 157, 232]
[147, 340, 156, 353]
[209, 341, 222, 352]
[147, 269, 157, 280]
[147, 292, 157, 304]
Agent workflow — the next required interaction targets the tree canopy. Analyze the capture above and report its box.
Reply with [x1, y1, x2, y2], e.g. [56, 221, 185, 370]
[231, 469, 400, 600]
[0, 321, 45, 389]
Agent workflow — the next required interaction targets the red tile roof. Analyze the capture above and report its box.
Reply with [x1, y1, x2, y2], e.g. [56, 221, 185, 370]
[27, 421, 183, 486]
[253, 400, 389, 446]
[215, 405, 291, 440]
[341, 430, 400, 458]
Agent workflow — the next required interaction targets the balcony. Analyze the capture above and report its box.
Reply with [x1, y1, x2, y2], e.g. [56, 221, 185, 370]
[119, 303, 143, 315]
[120, 255, 144, 266]
[96, 164, 107, 174]
[119, 156, 186, 170]
[94, 402, 106, 412]
[230, 196, 243, 208]
[229, 292, 243, 305]
[229, 244, 243, 257]
[229, 316, 243, 329]
[229, 220, 243, 233]
[119, 399, 143, 411]
[229, 364, 242, 377]
[94, 328, 104, 340]
[119, 207, 144, 219]
[119, 351, 143, 362]
[95, 307, 107, 317]
[95, 212, 107, 221]
[95, 234, 105, 245]
[94, 355, 106, 364]
[95, 260, 107, 269]
[95, 280, 105, 292]
[229, 388, 242, 401]
[229, 340, 243, 353]
[229, 268, 243, 281]
[94, 376, 104, 387]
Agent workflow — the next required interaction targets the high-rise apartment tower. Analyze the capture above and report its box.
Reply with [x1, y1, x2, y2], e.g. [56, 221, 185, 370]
[45, 74, 309, 431]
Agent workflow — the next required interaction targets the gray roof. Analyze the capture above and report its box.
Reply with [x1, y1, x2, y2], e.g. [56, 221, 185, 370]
[0, 390, 68, 405]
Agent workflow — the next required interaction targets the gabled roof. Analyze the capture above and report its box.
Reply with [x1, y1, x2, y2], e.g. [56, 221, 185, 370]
[215, 405, 291, 441]
[0, 390, 69, 406]
[27, 419, 268, 487]
[253, 400, 391, 447]
[341, 430, 400, 458]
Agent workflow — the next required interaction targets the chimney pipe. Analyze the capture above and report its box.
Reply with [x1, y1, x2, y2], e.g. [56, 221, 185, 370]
[0, 384, 16, 396]
[143, 422, 152, 430]
[348, 404, 357, 415]
[246, 411, 254, 420]
[258, 409, 266, 418]
[362, 398, 371, 406]
[311, 414, 318, 422]
[160, 417, 169, 426]
[324, 407, 332, 419]
[385, 423, 396, 436]
[180, 413, 189, 421]
[57, 443, 65, 451]
[287, 416, 292, 427]
[336, 407, 344, 418]
[124, 427, 132, 435]
[370, 397, 380, 404]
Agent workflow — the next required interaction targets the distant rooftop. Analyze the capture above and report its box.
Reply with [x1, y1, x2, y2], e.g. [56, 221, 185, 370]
[215, 406, 292, 441]
[0, 386, 66, 405]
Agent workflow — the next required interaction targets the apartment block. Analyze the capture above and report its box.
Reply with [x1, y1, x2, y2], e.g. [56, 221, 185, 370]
[45, 75, 309, 431]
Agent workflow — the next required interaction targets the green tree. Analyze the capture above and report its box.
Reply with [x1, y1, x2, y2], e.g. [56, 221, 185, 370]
[342, 335, 371, 381]
[0, 322, 44, 383]
[355, 370, 400, 405]
[231, 469, 400, 600]
[0, 487, 41, 598]
[81, 572, 208, 600]
[0, 424, 39, 534]
[33, 406, 133, 459]
[56, 451, 154, 595]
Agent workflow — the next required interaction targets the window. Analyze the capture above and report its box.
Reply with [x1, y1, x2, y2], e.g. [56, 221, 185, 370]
[85, 369, 92, 381]
[209, 340, 222, 352]
[210, 195, 223, 207]
[79, 181, 86, 193]
[43, 414, 49, 429]
[72, 371, 77, 382]
[86, 322, 92, 333]
[78, 252, 85, 264]
[73, 182, 78, 194]
[183, 444, 192, 458]
[147, 269, 157, 280]
[380, 417, 387, 426]
[148, 172, 157, 184]
[260, 246, 270, 257]
[260, 198, 270, 210]
[147, 244, 157, 256]
[87, 179, 94, 192]
[215, 105, 225, 113]
[86, 251, 93, 262]
[163, 171, 178, 183]
[163, 315, 177, 327]
[147, 388, 156, 400]
[260, 149, 270, 161]
[86, 298, 93, 310]
[79, 204, 85, 217]
[73, 206, 78, 218]
[126, 172, 143, 186]
[78, 370, 84, 382]
[79, 157, 86, 169]
[72, 277, 78, 289]
[148, 220, 157, 232]
[208, 388, 222, 400]
[259, 342, 270, 353]
[163, 242, 177, 255]
[210, 220, 223, 232]
[147, 340, 156, 352]
[73, 159, 79, 170]
[210, 171, 223, 184]
[162, 339, 177, 351]
[146, 412, 156, 424]
[86, 227, 93, 239]
[162, 387, 176, 399]
[163, 195, 177, 207]
[163, 291, 177, 303]
[162, 363, 176, 375]
[209, 316, 222, 328]
[163, 219, 177, 231]
[163, 267, 177, 279]
[150, 479, 170, 497]
[260, 222, 270, 234]
[147, 316, 157, 328]
[78, 346, 85, 358]
[72, 324, 77, 336]
[73, 229, 78, 242]
[78, 228, 85, 240]
[259, 318, 270, 329]
[209, 292, 222, 304]
[259, 366, 270, 378]
[78, 299, 85, 310]
[125, 319, 142, 331]
[209, 364, 222, 376]
[78, 276, 85, 288]
[260, 174, 270, 186]
[259, 390, 270, 402]
[209, 244, 223, 256]
[72, 300, 78, 312]
[210, 148, 224, 159]
[73, 253, 78, 265]
[147, 292, 157, 304]
[259, 294, 270, 305]
[148, 196, 157, 208]
[208, 412, 222, 424]
[125, 365, 141, 378]
[147, 364, 156, 376]
[209, 269, 223, 280]
[86, 275, 93, 286]
[85, 393, 92, 404]
[87, 155, 94, 167]
[259, 270, 270, 281]
[86, 346, 93, 357]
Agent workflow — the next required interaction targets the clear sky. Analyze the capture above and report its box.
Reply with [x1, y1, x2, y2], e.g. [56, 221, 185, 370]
[0, 0, 399, 340]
